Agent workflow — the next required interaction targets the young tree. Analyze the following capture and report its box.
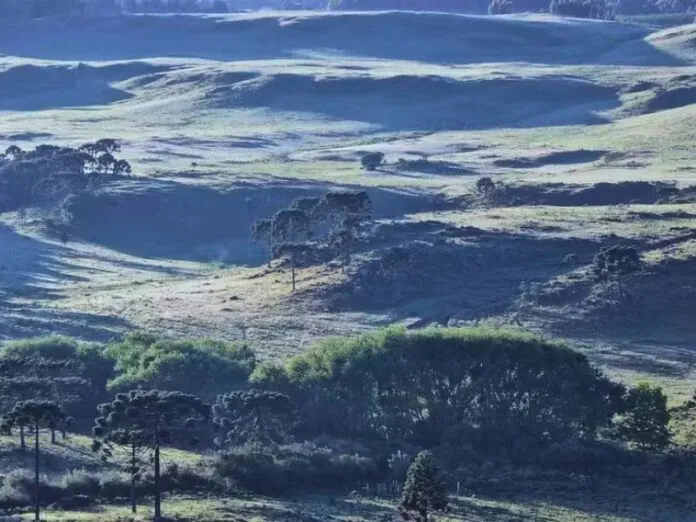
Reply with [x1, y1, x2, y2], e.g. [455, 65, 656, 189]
[271, 208, 312, 291]
[616, 383, 671, 451]
[92, 428, 149, 514]
[212, 390, 294, 451]
[5, 400, 65, 522]
[93, 390, 210, 521]
[250, 218, 273, 268]
[475, 176, 496, 199]
[320, 190, 372, 272]
[399, 450, 448, 522]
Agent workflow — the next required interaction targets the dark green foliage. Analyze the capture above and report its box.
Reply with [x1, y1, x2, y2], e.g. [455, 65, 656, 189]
[213, 390, 294, 451]
[320, 190, 372, 270]
[593, 245, 642, 280]
[252, 328, 625, 445]
[5, 400, 65, 522]
[214, 441, 380, 495]
[361, 151, 385, 171]
[271, 208, 312, 291]
[616, 383, 671, 450]
[104, 332, 255, 401]
[93, 390, 210, 521]
[399, 451, 448, 522]
[250, 218, 273, 268]
[489, 0, 514, 13]
[0, 139, 131, 213]
[475, 176, 496, 198]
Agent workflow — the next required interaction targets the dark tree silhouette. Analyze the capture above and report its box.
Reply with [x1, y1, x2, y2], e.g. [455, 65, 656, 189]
[320, 190, 372, 271]
[361, 151, 385, 171]
[399, 450, 448, 522]
[616, 383, 671, 450]
[213, 390, 294, 451]
[251, 218, 273, 268]
[271, 208, 312, 291]
[5, 400, 65, 522]
[92, 390, 210, 521]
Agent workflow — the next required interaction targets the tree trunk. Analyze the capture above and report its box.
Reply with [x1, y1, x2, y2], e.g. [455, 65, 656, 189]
[50, 426, 56, 444]
[267, 235, 272, 268]
[34, 420, 40, 522]
[131, 443, 137, 514]
[154, 428, 161, 521]
[20, 424, 26, 452]
[291, 256, 296, 292]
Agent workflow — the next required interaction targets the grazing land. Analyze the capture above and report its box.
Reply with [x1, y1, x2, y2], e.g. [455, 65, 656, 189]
[3, 10, 696, 521]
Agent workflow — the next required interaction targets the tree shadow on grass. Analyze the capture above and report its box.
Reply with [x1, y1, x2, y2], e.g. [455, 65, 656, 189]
[68, 178, 453, 264]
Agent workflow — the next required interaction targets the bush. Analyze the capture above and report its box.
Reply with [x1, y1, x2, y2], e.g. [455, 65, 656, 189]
[475, 176, 496, 198]
[105, 331, 256, 401]
[592, 245, 642, 281]
[59, 469, 102, 498]
[360, 152, 385, 171]
[252, 327, 625, 445]
[214, 441, 382, 495]
[550, 0, 613, 18]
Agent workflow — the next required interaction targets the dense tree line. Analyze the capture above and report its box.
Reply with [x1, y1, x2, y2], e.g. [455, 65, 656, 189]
[0, 328, 687, 519]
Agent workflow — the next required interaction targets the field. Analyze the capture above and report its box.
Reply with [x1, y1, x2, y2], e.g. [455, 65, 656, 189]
[3, 9, 696, 521]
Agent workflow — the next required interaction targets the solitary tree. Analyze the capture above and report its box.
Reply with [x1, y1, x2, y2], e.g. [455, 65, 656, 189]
[361, 151, 385, 171]
[92, 427, 150, 514]
[251, 218, 273, 268]
[399, 451, 448, 522]
[5, 400, 65, 522]
[271, 208, 312, 291]
[475, 176, 496, 199]
[212, 390, 294, 451]
[92, 390, 210, 521]
[616, 383, 671, 451]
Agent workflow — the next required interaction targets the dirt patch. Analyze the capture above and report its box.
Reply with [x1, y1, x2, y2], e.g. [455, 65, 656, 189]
[493, 149, 607, 169]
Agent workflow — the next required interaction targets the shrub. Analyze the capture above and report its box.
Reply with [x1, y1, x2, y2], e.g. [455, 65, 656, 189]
[360, 152, 385, 171]
[399, 451, 448, 522]
[59, 469, 102, 497]
[475, 176, 496, 198]
[252, 327, 625, 445]
[616, 383, 671, 450]
[214, 441, 381, 495]
[105, 332, 255, 400]
[592, 245, 642, 281]
[550, 0, 612, 17]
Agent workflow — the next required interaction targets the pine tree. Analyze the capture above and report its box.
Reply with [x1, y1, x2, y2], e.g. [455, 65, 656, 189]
[399, 451, 448, 522]
[92, 390, 210, 521]
[5, 400, 65, 522]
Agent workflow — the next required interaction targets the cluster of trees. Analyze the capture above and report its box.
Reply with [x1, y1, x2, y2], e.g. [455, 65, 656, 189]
[0, 139, 131, 217]
[0, 329, 684, 520]
[251, 190, 373, 291]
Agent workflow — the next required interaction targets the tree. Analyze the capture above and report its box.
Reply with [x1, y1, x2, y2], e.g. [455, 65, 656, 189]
[475, 176, 496, 199]
[113, 159, 132, 175]
[92, 427, 150, 514]
[399, 451, 448, 522]
[212, 390, 294, 451]
[93, 390, 210, 521]
[271, 208, 312, 291]
[251, 218, 273, 268]
[616, 383, 671, 451]
[5, 145, 23, 160]
[361, 151, 385, 171]
[593, 245, 642, 281]
[5, 400, 65, 522]
[320, 190, 372, 272]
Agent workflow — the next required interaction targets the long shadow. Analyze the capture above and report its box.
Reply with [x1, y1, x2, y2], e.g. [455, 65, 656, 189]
[68, 178, 452, 264]
[0, 13, 684, 67]
[0, 224, 131, 341]
[322, 229, 603, 320]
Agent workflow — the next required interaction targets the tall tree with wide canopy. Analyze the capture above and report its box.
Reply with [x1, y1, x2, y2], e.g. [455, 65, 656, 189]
[93, 390, 210, 521]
